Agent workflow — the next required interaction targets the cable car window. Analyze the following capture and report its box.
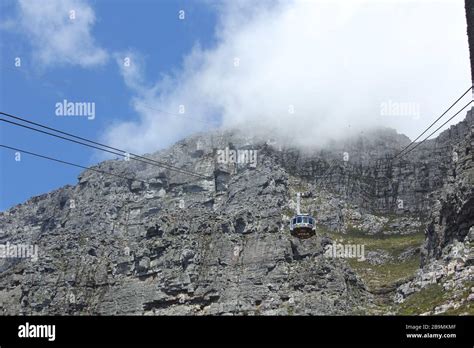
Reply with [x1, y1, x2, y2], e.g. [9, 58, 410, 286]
[292, 218, 296, 225]
[309, 218, 313, 225]
[302, 217, 308, 223]
[296, 217, 302, 223]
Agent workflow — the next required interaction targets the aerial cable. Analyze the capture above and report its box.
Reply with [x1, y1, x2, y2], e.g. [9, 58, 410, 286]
[0, 112, 210, 180]
[395, 100, 473, 160]
[0, 144, 150, 185]
[393, 85, 473, 159]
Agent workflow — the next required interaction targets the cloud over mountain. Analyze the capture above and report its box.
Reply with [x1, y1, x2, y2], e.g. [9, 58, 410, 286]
[103, 0, 470, 153]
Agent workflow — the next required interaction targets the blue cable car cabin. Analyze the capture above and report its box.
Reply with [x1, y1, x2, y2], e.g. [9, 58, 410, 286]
[290, 213, 316, 238]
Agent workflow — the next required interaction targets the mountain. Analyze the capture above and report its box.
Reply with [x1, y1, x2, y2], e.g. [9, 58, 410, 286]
[0, 109, 472, 315]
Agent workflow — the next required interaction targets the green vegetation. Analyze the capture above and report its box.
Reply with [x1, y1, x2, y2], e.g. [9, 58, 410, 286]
[325, 225, 424, 258]
[338, 221, 473, 315]
[322, 223, 425, 311]
[397, 284, 446, 315]
[443, 301, 474, 315]
[441, 281, 474, 315]
[287, 304, 294, 315]
[347, 256, 419, 291]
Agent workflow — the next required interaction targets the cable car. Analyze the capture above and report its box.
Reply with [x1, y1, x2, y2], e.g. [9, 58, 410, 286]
[290, 193, 316, 238]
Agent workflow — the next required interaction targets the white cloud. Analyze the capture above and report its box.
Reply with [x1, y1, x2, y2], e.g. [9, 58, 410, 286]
[16, 0, 108, 68]
[104, 0, 471, 154]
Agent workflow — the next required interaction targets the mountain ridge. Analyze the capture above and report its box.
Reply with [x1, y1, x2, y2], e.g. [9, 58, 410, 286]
[0, 110, 472, 315]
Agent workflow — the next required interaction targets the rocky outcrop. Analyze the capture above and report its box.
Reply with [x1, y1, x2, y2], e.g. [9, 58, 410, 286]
[394, 231, 473, 314]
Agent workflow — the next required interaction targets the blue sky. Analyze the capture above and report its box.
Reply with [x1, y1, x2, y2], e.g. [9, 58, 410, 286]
[0, 0, 218, 210]
[0, 0, 471, 211]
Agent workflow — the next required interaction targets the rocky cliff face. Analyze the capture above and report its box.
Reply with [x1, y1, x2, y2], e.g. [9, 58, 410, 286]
[422, 108, 474, 263]
[0, 110, 472, 315]
[0, 130, 372, 315]
[392, 109, 474, 314]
